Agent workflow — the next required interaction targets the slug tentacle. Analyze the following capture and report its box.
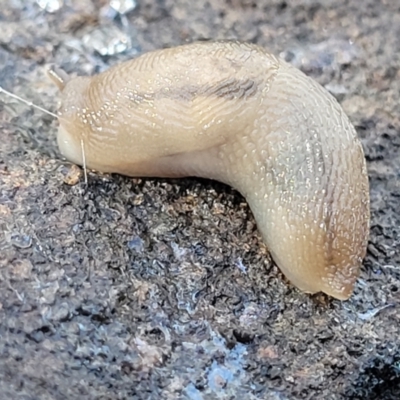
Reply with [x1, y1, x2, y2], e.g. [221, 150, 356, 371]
[55, 41, 370, 300]
[47, 66, 71, 91]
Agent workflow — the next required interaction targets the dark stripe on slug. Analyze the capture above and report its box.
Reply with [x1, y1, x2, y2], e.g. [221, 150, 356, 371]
[161, 78, 259, 101]
[118, 79, 260, 104]
[200, 78, 258, 100]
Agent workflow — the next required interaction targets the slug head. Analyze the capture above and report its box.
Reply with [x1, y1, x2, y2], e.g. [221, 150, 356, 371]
[55, 72, 171, 174]
[48, 66, 83, 166]
[56, 75, 96, 167]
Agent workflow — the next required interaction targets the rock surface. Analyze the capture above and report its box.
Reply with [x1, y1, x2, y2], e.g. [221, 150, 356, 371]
[0, 0, 399, 399]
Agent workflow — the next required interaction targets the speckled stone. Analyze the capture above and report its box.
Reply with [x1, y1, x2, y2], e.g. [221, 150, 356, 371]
[0, 1, 399, 399]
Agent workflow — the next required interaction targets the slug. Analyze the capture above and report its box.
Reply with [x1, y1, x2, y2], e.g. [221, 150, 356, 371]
[52, 41, 370, 300]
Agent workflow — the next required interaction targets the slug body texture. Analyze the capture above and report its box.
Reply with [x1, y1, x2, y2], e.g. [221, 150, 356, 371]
[56, 41, 370, 300]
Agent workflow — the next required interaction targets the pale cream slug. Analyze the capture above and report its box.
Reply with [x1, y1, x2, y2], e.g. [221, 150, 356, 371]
[52, 41, 370, 300]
